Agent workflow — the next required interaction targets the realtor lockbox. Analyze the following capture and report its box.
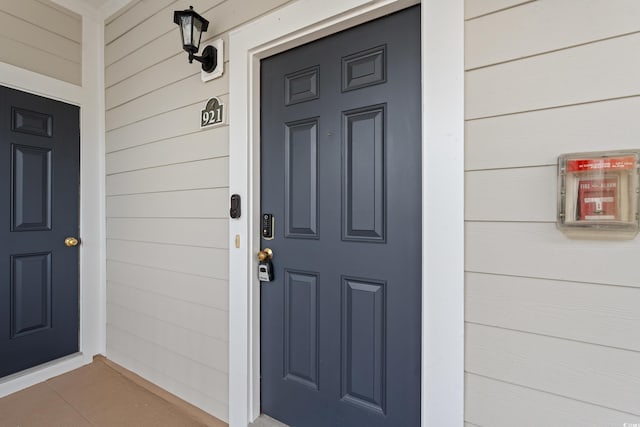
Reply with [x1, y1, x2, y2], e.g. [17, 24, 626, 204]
[558, 150, 640, 239]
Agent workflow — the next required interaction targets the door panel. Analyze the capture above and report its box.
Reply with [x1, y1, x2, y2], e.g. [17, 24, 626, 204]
[285, 119, 319, 238]
[12, 144, 52, 231]
[341, 277, 386, 413]
[283, 270, 319, 389]
[261, 6, 421, 427]
[0, 85, 80, 378]
[11, 252, 52, 337]
[343, 105, 385, 242]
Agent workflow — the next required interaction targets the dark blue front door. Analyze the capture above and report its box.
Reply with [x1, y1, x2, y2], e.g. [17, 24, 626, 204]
[0, 86, 80, 378]
[260, 6, 421, 426]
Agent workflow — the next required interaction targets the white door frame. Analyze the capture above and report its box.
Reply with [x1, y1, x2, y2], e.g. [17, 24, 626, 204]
[0, 4, 106, 397]
[228, 0, 464, 425]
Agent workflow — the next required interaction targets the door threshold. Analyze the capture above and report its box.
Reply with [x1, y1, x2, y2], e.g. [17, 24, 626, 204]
[0, 353, 89, 398]
[250, 414, 290, 427]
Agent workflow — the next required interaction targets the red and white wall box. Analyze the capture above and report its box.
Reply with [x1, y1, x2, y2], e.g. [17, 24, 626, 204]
[558, 150, 640, 239]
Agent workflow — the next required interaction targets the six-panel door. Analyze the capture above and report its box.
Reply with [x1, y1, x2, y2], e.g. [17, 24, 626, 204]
[0, 85, 80, 378]
[260, 6, 422, 426]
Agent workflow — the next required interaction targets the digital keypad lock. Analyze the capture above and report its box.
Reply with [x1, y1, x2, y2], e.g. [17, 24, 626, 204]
[262, 213, 274, 240]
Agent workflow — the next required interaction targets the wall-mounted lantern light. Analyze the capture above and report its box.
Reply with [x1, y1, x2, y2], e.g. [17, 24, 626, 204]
[173, 6, 217, 73]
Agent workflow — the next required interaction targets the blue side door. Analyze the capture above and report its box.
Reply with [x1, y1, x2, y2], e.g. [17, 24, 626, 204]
[0, 85, 80, 378]
[260, 6, 422, 426]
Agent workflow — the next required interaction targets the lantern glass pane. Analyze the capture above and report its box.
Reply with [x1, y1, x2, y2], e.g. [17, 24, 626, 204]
[180, 15, 193, 47]
[193, 18, 203, 50]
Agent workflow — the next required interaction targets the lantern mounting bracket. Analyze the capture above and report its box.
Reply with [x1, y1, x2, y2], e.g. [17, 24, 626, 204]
[189, 45, 217, 73]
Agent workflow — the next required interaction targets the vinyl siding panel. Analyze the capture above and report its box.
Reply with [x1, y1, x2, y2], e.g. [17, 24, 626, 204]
[106, 158, 229, 196]
[106, 188, 228, 219]
[464, 0, 533, 20]
[466, 374, 640, 427]
[466, 222, 640, 288]
[465, 97, 640, 171]
[108, 282, 228, 342]
[465, 166, 556, 222]
[466, 272, 640, 352]
[465, 1, 640, 424]
[0, 1, 81, 41]
[105, 0, 172, 43]
[107, 303, 228, 374]
[107, 218, 229, 248]
[466, 324, 640, 415]
[466, 33, 640, 119]
[107, 261, 228, 311]
[106, 101, 227, 153]
[466, 0, 640, 69]
[0, 0, 81, 84]
[106, 55, 210, 110]
[106, 127, 229, 174]
[106, 71, 229, 131]
[107, 239, 229, 283]
[105, 0, 292, 421]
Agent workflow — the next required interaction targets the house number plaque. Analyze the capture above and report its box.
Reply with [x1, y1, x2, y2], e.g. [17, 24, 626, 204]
[201, 97, 224, 128]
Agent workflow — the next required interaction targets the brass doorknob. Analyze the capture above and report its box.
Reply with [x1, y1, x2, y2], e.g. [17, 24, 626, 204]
[64, 237, 79, 247]
[257, 248, 273, 262]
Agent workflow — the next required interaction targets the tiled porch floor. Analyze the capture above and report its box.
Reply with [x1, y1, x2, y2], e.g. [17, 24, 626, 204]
[0, 357, 227, 427]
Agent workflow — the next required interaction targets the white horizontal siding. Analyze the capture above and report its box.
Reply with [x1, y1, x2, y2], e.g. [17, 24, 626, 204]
[107, 239, 229, 280]
[106, 101, 228, 153]
[107, 282, 228, 342]
[465, 97, 640, 171]
[465, 166, 556, 222]
[106, 71, 229, 131]
[0, 0, 81, 84]
[466, 374, 640, 427]
[466, 33, 640, 119]
[105, 1, 293, 421]
[107, 303, 228, 373]
[0, 11, 80, 63]
[464, 0, 533, 20]
[106, 127, 229, 174]
[466, 221, 640, 287]
[106, 55, 209, 110]
[466, 0, 640, 69]
[0, 1, 81, 42]
[466, 324, 640, 415]
[106, 188, 228, 218]
[107, 218, 228, 248]
[106, 261, 228, 312]
[106, 158, 229, 196]
[105, 0, 172, 43]
[0, 37, 80, 85]
[466, 272, 640, 352]
[465, 1, 640, 424]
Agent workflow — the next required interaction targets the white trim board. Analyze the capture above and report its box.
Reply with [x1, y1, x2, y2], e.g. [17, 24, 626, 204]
[228, 0, 464, 426]
[0, 1, 106, 397]
[0, 62, 82, 105]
